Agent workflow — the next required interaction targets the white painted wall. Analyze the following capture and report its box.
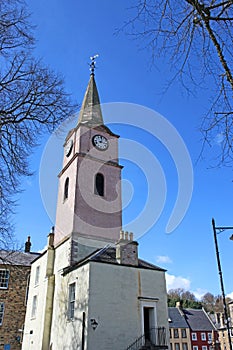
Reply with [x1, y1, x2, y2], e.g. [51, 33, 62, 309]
[86, 261, 168, 350]
[49, 263, 90, 350]
[22, 238, 168, 350]
[22, 252, 48, 350]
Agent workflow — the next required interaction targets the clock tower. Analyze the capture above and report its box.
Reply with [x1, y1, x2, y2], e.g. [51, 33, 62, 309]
[54, 65, 123, 260]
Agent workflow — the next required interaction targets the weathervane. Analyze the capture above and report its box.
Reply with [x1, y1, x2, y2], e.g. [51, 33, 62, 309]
[89, 54, 99, 75]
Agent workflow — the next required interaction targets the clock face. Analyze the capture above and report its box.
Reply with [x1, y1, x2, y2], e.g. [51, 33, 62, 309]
[92, 135, 108, 150]
[65, 139, 73, 157]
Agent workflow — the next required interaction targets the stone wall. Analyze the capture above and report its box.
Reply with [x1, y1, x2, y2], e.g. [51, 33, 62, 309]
[0, 264, 30, 350]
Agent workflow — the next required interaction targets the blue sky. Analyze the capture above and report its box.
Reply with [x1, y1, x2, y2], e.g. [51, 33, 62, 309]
[14, 0, 233, 299]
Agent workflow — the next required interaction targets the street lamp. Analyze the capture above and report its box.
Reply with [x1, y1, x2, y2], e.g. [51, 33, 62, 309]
[212, 218, 233, 350]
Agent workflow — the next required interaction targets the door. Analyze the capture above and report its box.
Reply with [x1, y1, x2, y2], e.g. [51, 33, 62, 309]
[143, 307, 155, 343]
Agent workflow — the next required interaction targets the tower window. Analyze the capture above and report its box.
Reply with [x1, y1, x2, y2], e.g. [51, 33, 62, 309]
[64, 177, 69, 201]
[95, 173, 104, 196]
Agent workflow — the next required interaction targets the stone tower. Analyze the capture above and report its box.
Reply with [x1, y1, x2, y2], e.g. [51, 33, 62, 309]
[54, 68, 123, 259]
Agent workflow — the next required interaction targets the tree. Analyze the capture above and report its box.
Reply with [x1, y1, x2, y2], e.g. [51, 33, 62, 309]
[167, 288, 202, 308]
[0, 0, 77, 247]
[125, 0, 233, 164]
[201, 292, 216, 312]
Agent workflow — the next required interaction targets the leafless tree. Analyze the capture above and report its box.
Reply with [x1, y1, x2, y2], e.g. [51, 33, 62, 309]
[0, 0, 77, 246]
[124, 0, 233, 164]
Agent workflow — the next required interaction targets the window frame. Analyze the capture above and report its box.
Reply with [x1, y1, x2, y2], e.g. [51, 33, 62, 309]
[193, 346, 198, 350]
[64, 177, 69, 201]
[192, 333, 197, 341]
[94, 173, 104, 197]
[0, 269, 10, 289]
[68, 282, 76, 320]
[175, 343, 180, 350]
[31, 295, 37, 319]
[25, 273, 30, 306]
[182, 343, 188, 350]
[208, 333, 212, 342]
[174, 328, 179, 338]
[181, 329, 187, 338]
[34, 266, 40, 286]
[0, 302, 5, 325]
[201, 333, 206, 341]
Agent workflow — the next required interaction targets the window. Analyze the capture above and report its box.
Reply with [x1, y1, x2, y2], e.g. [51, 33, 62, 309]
[0, 270, 9, 289]
[170, 344, 173, 350]
[0, 302, 4, 325]
[202, 346, 207, 350]
[64, 177, 69, 200]
[31, 295, 37, 318]
[182, 329, 187, 338]
[68, 283, 76, 320]
[169, 329, 172, 338]
[192, 333, 197, 341]
[208, 334, 212, 342]
[94, 173, 104, 196]
[201, 333, 206, 341]
[34, 266, 40, 286]
[193, 346, 198, 350]
[25, 274, 30, 305]
[182, 344, 188, 350]
[175, 343, 180, 350]
[174, 329, 179, 338]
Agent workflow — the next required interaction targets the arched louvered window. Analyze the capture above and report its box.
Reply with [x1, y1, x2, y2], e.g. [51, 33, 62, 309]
[64, 177, 69, 200]
[95, 173, 104, 197]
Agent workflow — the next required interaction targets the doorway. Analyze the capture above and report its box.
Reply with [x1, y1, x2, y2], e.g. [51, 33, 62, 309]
[143, 307, 155, 343]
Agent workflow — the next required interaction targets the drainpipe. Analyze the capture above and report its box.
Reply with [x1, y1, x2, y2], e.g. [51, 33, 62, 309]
[42, 227, 55, 350]
[81, 312, 86, 350]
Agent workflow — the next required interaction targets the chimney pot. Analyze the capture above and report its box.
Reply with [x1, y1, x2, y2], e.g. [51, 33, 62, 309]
[125, 231, 129, 240]
[24, 236, 31, 253]
[48, 227, 55, 247]
[129, 232, 133, 241]
[120, 230, 124, 240]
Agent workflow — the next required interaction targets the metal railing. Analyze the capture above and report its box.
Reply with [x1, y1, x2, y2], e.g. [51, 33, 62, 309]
[126, 327, 168, 350]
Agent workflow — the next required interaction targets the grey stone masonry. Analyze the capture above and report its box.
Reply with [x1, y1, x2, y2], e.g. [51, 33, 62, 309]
[116, 231, 139, 266]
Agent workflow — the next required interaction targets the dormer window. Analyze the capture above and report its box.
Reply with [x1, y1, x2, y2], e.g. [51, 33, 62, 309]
[94, 173, 104, 196]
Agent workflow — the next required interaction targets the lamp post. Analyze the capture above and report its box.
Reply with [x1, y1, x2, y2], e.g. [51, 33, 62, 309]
[212, 218, 233, 350]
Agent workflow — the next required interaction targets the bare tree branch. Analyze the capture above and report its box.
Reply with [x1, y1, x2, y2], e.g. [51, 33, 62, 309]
[0, 0, 78, 247]
[123, 0, 233, 164]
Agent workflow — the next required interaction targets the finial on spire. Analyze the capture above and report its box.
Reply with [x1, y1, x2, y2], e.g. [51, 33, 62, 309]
[89, 54, 99, 75]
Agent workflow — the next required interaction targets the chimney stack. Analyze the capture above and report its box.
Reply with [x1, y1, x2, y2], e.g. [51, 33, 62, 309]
[25, 236, 31, 253]
[116, 231, 138, 266]
[47, 226, 55, 248]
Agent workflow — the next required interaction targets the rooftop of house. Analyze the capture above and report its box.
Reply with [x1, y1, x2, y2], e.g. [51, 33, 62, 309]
[63, 245, 166, 275]
[0, 250, 40, 267]
[168, 307, 189, 328]
[184, 309, 216, 331]
[168, 306, 216, 331]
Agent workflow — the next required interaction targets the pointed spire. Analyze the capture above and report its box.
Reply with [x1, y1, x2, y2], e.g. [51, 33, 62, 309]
[78, 56, 104, 126]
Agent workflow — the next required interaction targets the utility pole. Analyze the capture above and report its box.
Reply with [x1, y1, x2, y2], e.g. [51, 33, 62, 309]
[212, 218, 233, 350]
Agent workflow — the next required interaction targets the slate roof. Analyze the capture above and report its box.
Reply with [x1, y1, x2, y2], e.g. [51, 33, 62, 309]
[90, 246, 165, 271]
[0, 250, 40, 266]
[78, 73, 104, 126]
[63, 245, 166, 275]
[168, 307, 189, 328]
[183, 309, 215, 331]
[168, 307, 216, 331]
